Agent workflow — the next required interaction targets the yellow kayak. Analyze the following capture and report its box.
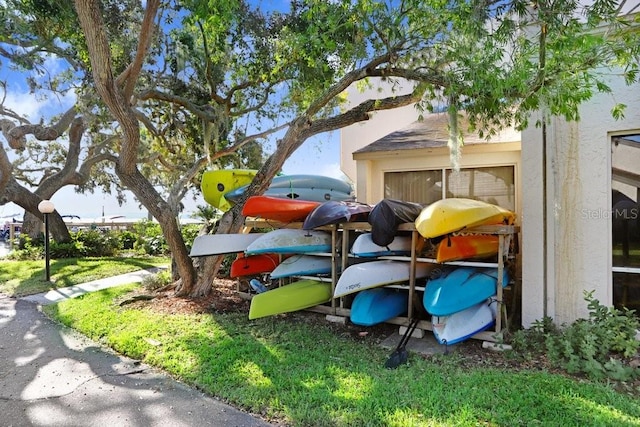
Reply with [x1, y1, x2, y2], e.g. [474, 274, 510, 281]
[415, 198, 515, 239]
[201, 169, 257, 211]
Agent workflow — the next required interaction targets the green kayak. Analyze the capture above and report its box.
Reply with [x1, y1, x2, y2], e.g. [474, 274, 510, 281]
[249, 279, 332, 320]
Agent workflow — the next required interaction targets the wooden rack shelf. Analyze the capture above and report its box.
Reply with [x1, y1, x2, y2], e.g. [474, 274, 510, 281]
[241, 218, 519, 343]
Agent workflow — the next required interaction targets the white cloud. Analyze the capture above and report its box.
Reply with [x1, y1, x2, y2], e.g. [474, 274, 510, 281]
[4, 86, 76, 123]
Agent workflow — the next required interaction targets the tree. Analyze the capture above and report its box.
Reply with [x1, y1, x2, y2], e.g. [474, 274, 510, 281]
[7, 0, 638, 299]
[0, 0, 146, 239]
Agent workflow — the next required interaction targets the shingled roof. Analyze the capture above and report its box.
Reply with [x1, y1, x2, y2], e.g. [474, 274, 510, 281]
[353, 112, 520, 154]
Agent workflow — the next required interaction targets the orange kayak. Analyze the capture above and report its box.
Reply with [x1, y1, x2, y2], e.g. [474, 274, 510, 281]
[230, 253, 280, 278]
[436, 234, 500, 263]
[242, 195, 321, 223]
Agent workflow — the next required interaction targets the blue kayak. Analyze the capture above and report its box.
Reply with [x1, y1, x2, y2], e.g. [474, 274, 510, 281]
[350, 288, 409, 326]
[423, 267, 509, 316]
[225, 174, 354, 204]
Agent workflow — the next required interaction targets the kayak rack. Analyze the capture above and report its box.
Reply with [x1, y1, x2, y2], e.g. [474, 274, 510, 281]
[241, 218, 519, 343]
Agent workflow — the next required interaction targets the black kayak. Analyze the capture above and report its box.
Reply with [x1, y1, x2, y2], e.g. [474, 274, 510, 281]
[368, 198, 425, 246]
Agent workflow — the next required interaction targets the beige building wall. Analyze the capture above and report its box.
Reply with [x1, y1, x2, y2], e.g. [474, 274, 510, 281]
[340, 79, 421, 185]
[521, 72, 640, 327]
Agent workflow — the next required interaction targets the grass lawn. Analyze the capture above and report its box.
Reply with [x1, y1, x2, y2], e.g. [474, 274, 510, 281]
[0, 256, 170, 296]
[3, 258, 639, 426]
[44, 285, 640, 426]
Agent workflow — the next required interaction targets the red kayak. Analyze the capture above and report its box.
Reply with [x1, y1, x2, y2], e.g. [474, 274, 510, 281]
[230, 253, 281, 278]
[242, 195, 321, 223]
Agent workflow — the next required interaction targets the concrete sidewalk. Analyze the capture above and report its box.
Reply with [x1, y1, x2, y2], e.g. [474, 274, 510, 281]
[1, 269, 276, 427]
[22, 268, 163, 305]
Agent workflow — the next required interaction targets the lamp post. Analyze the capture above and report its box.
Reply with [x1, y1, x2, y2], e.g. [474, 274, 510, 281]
[38, 200, 55, 282]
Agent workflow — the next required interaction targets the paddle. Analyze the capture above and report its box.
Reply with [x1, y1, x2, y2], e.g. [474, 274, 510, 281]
[384, 318, 420, 369]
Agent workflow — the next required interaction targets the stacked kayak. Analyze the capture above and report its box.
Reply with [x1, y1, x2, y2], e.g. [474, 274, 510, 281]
[270, 255, 332, 279]
[423, 267, 509, 316]
[243, 227, 335, 319]
[190, 233, 264, 257]
[225, 174, 354, 205]
[432, 299, 498, 345]
[242, 196, 321, 223]
[415, 198, 515, 239]
[200, 170, 354, 214]
[200, 169, 257, 212]
[350, 288, 409, 326]
[249, 279, 332, 320]
[435, 234, 500, 263]
[368, 198, 425, 246]
[350, 233, 414, 257]
[420, 266, 509, 344]
[210, 192, 516, 345]
[230, 253, 280, 278]
[303, 200, 372, 229]
[334, 260, 434, 298]
[245, 229, 333, 255]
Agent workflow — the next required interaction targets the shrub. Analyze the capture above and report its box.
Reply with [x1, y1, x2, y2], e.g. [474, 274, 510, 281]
[50, 241, 85, 258]
[7, 235, 43, 260]
[141, 270, 172, 292]
[510, 291, 639, 381]
[119, 230, 137, 250]
[133, 220, 168, 255]
[73, 229, 120, 257]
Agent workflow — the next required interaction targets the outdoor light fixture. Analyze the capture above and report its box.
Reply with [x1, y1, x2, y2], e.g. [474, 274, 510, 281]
[37, 200, 55, 282]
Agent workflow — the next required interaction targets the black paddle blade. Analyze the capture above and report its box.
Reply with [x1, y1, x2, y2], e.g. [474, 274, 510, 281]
[385, 348, 409, 369]
[384, 318, 420, 369]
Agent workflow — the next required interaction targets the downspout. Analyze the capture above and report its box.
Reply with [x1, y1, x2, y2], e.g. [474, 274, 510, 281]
[542, 120, 548, 318]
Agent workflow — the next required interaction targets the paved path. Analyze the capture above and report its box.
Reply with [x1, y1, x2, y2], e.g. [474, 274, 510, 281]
[0, 270, 277, 427]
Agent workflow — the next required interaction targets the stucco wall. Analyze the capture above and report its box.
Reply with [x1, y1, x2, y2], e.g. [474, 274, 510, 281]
[340, 79, 421, 184]
[521, 74, 640, 327]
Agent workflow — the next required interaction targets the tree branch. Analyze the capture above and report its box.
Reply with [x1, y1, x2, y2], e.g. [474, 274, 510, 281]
[122, 0, 160, 101]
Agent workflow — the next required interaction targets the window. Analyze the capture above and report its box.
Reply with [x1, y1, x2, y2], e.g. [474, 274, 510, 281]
[611, 134, 640, 314]
[384, 165, 515, 211]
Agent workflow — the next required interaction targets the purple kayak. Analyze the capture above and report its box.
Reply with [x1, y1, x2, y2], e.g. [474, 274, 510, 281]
[302, 200, 373, 229]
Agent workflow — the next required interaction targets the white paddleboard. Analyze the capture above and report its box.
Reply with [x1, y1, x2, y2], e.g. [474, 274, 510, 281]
[190, 234, 263, 257]
[245, 229, 333, 255]
[270, 255, 333, 279]
[350, 233, 413, 257]
[334, 260, 435, 298]
[431, 298, 497, 345]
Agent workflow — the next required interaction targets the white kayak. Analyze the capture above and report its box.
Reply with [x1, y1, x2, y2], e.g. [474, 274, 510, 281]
[333, 260, 435, 298]
[431, 298, 498, 345]
[190, 233, 264, 257]
[270, 255, 333, 279]
[350, 233, 414, 257]
[245, 228, 333, 255]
